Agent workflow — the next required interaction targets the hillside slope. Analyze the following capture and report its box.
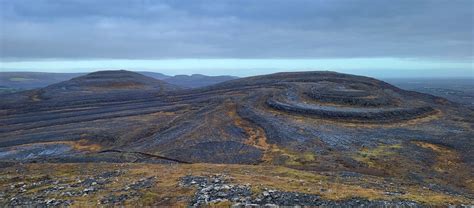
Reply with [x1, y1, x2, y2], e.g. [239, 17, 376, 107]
[0, 70, 181, 106]
[0, 71, 237, 91]
[0, 71, 472, 206]
[43, 70, 179, 92]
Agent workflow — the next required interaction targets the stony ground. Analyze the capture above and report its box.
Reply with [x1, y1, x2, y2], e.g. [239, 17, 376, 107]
[0, 163, 472, 207]
[179, 174, 421, 207]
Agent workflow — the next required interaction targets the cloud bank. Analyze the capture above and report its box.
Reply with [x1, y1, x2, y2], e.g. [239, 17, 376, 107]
[1, 0, 472, 61]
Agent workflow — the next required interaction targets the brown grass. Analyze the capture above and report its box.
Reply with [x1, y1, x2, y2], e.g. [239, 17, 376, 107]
[413, 141, 474, 191]
[70, 139, 102, 152]
[1, 163, 470, 206]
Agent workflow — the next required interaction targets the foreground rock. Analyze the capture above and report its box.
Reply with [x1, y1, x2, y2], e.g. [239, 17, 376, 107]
[3, 169, 158, 206]
[1, 163, 472, 206]
[180, 174, 423, 207]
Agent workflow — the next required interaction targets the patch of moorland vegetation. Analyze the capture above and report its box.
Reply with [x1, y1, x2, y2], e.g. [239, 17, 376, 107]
[413, 141, 474, 192]
[353, 143, 403, 169]
[1, 163, 471, 206]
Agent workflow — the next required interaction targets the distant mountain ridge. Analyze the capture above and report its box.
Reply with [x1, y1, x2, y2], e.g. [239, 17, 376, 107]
[44, 70, 180, 92]
[0, 71, 239, 92]
[136, 71, 171, 80]
[163, 74, 238, 88]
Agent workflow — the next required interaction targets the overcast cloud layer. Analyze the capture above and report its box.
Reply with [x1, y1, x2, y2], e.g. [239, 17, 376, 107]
[1, 0, 473, 61]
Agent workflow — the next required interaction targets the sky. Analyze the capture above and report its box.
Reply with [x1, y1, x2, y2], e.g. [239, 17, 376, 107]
[0, 0, 473, 78]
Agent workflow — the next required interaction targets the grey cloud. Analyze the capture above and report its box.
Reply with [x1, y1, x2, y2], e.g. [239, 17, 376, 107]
[0, 0, 472, 60]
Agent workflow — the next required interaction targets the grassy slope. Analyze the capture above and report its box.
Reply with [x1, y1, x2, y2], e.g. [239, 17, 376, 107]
[0, 163, 472, 206]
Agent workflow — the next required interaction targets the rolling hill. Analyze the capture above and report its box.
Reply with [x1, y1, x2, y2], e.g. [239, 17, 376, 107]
[0, 70, 472, 206]
[0, 71, 238, 92]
